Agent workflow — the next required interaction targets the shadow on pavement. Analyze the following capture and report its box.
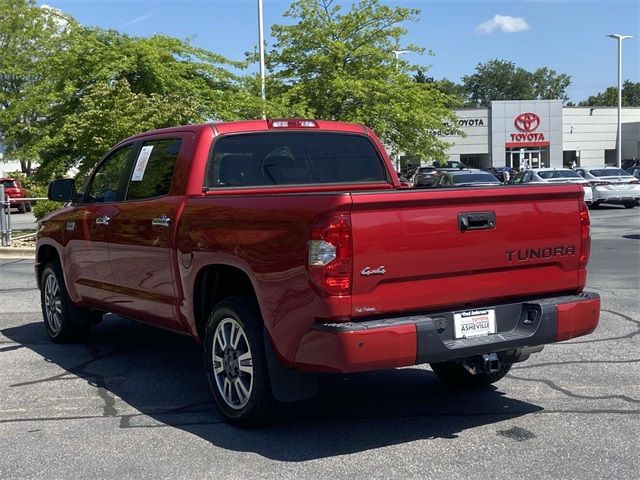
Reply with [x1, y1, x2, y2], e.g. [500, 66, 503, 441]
[2, 316, 543, 461]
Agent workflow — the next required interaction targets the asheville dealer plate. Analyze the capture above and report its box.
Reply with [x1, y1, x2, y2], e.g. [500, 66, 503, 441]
[454, 309, 497, 339]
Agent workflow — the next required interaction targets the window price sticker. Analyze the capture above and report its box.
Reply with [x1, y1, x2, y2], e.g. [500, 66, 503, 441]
[131, 146, 154, 181]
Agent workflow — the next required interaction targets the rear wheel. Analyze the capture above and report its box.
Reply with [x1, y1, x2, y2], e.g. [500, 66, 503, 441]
[40, 261, 96, 343]
[204, 295, 278, 427]
[17, 202, 26, 214]
[430, 356, 512, 388]
[25, 202, 32, 212]
[623, 202, 635, 209]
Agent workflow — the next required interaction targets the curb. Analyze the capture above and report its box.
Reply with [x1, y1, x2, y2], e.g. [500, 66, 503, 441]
[0, 247, 36, 259]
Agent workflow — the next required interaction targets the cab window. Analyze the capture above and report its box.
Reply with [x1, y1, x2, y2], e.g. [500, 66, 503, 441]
[86, 145, 134, 203]
[126, 138, 181, 200]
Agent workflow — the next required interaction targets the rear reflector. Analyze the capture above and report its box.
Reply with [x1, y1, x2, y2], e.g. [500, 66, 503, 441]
[268, 119, 319, 129]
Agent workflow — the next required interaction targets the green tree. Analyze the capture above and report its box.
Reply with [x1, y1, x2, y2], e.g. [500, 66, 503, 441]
[0, 0, 68, 175]
[531, 67, 571, 102]
[34, 25, 263, 181]
[462, 59, 571, 106]
[462, 59, 534, 106]
[413, 70, 465, 107]
[579, 80, 640, 107]
[267, 0, 459, 161]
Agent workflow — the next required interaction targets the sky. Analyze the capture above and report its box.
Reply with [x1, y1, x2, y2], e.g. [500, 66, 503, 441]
[36, 0, 640, 103]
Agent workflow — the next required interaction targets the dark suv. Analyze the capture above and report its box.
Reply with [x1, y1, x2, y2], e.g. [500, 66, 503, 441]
[411, 166, 439, 188]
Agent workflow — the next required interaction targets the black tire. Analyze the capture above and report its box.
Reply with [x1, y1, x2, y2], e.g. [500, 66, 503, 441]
[40, 261, 95, 343]
[25, 202, 32, 212]
[17, 202, 26, 214]
[623, 202, 635, 209]
[204, 295, 278, 427]
[588, 202, 600, 210]
[430, 357, 512, 388]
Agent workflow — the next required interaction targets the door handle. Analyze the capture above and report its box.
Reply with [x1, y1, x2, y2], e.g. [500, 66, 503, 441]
[95, 215, 110, 225]
[152, 215, 171, 228]
[458, 211, 496, 232]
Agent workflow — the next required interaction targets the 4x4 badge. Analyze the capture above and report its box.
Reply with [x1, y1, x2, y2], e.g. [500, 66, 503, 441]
[361, 266, 386, 276]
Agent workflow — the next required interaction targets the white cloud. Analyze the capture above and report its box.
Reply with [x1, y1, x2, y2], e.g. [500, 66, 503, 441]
[119, 13, 153, 29]
[476, 15, 530, 34]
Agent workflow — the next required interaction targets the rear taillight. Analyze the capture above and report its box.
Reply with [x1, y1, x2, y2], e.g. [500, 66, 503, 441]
[591, 181, 610, 187]
[629, 180, 640, 184]
[579, 202, 591, 269]
[308, 215, 352, 296]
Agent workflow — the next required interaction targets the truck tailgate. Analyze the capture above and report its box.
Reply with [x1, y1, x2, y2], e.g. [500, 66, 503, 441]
[350, 184, 585, 317]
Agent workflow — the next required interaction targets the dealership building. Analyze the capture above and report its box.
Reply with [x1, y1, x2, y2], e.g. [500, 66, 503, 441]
[406, 100, 640, 171]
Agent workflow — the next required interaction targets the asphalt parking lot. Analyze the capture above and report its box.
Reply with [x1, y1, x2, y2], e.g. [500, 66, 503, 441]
[0, 206, 638, 480]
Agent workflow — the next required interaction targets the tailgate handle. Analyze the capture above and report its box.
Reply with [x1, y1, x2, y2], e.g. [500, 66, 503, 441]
[458, 211, 496, 232]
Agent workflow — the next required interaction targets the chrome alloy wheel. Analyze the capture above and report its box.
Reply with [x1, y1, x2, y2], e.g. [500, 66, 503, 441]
[212, 318, 254, 410]
[43, 273, 63, 334]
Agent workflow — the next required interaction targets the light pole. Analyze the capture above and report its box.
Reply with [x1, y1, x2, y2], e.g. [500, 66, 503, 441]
[392, 49, 410, 71]
[607, 34, 633, 168]
[258, 0, 266, 119]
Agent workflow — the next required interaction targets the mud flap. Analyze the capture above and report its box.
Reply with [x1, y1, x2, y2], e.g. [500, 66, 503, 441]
[264, 332, 318, 402]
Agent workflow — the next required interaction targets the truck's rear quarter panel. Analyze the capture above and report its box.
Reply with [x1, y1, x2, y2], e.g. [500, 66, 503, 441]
[177, 192, 354, 362]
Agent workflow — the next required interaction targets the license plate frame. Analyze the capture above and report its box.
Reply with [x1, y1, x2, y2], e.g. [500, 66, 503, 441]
[453, 309, 497, 339]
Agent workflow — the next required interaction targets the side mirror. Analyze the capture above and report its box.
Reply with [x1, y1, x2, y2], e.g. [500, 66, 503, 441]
[48, 179, 76, 202]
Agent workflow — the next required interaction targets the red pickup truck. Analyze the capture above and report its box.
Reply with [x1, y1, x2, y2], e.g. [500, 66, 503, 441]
[37, 119, 600, 426]
[1, 177, 32, 213]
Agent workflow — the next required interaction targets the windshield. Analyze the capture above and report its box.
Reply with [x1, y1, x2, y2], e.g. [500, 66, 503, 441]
[537, 170, 581, 179]
[1, 180, 16, 188]
[590, 169, 632, 177]
[206, 132, 388, 188]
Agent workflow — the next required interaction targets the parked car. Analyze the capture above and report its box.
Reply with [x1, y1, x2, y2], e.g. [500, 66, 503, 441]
[0, 177, 31, 213]
[510, 168, 593, 205]
[574, 166, 640, 208]
[37, 119, 600, 426]
[431, 169, 502, 188]
[411, 166, 439, 188]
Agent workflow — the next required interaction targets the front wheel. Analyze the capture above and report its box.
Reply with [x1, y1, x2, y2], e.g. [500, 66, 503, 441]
[430, 356, 512, 388]
[204, 295, 278, 427]
[40, 261, 94, 343]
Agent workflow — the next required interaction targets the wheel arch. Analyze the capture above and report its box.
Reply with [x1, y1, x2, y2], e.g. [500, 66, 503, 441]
[36, 243, 61, 289]
[193, 264, 261, 342]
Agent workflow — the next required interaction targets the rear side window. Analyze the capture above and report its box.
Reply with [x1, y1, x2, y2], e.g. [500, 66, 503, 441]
[453, 173, 498, 183]
[205, 133, 388, 188]
[538, 170, 581, 179]
[126, 138, 181, 200]
[1, 180, 16, 188]
[590, 168, 631, 178]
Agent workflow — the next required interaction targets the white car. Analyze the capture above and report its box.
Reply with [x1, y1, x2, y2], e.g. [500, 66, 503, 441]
[511, 168, 593, 205]
[575, 167, 640, 209]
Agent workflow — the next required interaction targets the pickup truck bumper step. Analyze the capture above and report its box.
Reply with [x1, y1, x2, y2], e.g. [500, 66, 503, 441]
[294, 292, 600, 373]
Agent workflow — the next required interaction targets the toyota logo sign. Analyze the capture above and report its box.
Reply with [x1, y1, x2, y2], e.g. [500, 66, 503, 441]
[514, 112, 541, 132]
